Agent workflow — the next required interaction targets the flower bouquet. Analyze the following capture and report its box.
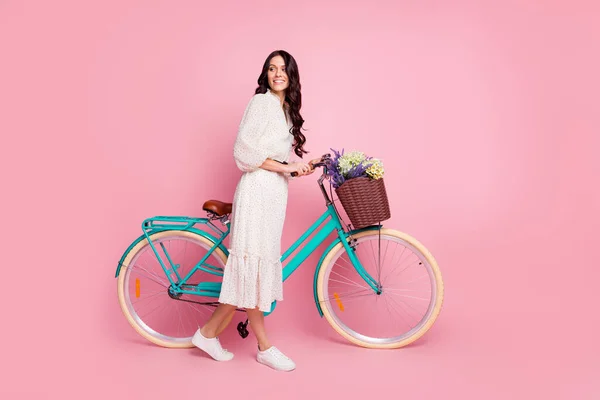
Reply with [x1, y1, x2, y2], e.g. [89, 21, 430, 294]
[325, 148, 391, 229]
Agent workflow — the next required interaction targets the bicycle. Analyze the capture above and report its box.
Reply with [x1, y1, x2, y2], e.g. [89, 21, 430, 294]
[115, 154, 444, 349]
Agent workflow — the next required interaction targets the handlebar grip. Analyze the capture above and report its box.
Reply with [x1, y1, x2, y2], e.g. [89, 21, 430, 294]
[278, 156, 329, 177]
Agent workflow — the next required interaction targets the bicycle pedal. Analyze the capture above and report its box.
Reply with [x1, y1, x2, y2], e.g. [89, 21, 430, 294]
[237, 321, 249, 339]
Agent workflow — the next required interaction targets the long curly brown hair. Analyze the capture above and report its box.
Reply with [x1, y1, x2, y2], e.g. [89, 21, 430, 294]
[254, 50, 308, 158]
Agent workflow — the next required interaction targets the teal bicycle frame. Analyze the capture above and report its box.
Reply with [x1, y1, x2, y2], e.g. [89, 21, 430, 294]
[115, 169, 382, 317]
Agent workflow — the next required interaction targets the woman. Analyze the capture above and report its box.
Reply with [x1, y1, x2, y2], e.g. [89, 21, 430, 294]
[192, 50, 320, 371]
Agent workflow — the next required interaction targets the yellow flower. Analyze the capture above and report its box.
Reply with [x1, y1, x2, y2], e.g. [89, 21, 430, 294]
[366, 159, 384, 180]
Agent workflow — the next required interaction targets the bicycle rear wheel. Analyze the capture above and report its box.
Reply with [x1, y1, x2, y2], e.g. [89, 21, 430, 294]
[117, 230, 227, 348]
[316, 228, 443, 348]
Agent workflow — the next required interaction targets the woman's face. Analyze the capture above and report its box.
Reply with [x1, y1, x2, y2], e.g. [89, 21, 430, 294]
[267, 55, 289, 93]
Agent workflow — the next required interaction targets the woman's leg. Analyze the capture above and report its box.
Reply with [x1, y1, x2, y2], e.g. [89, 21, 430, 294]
[193, 303, 236, 361]
[200, 303, 236, 338]
[248, 307, 296, 371]
[246, 307, 271, 351]
[215, 308, 236, 336]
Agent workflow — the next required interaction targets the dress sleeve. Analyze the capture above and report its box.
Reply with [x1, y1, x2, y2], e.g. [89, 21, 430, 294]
[233, 94, 272, 172]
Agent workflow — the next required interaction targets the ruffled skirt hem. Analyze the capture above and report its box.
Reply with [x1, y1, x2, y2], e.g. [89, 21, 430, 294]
[218, 250, 283, 313]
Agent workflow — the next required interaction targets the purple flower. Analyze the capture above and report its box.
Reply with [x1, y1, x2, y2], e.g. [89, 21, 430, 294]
[325, 147, 346, 188]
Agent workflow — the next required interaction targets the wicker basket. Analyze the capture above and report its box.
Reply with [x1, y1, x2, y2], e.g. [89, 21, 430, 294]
[335, 177, 391, 229]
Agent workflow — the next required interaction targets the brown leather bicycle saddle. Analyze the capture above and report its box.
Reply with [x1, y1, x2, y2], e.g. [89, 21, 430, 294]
[202, 200, 232, 216]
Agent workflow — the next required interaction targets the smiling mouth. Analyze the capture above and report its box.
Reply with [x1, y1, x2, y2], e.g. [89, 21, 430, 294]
[274, 80, 285, 84]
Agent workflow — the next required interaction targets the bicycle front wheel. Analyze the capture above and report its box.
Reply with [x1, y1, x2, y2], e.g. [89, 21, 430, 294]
[316, 228, 444, 348]
[117, 230, 228, 348]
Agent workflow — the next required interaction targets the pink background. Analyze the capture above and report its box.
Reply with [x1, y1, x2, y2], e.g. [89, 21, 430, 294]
[1, 0, 599, 398]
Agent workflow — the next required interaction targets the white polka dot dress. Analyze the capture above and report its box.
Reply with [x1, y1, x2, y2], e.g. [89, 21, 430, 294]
[218, 89, 295, 312]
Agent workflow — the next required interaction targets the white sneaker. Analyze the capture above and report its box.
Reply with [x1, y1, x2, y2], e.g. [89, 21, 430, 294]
[192, 329, 234, 361]
[257, 346, 296, 371]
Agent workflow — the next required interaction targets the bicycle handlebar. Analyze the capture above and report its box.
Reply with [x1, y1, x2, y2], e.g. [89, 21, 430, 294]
[289, 153, 331, 177]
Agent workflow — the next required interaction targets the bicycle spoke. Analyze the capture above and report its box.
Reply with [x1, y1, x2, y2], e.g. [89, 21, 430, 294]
[132, 264, 169, 287]
[132, 289, 165, 305]
[395, 258, 421, 277]
[382, 288, 427, 293]
[380, 238, 391, 284]
[185, 301, 209, 319]
[404, 274, 429, 285]
[176, 303, 184, 337]
[385, 292, 430, 301]
[368, 240, 379, 282]
[325, 288, 372, 300]
[134, 291, 168, 312]
[386, 292, 426, 322]
[387, 243, 399, 276]
[383, 245, 408, 282]
[139, 302, 167, 320]
[385, 294, 415, 329]
[383, 295, 404, 330]
[336, 255, 361, 274]
[329, 269, 370, 290]
[183, 305, 196, 333]
[182, 241, 189, 274]
[320, 291, 376, 305]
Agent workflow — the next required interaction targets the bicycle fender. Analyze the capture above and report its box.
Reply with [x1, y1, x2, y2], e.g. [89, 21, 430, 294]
[312, 225, 381, 316]
[114, 227, 228, 278]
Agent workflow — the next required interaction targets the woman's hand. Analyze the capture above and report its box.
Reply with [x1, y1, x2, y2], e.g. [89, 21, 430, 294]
[304, 157, 322, 175]
[288, 162, 312, 176]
